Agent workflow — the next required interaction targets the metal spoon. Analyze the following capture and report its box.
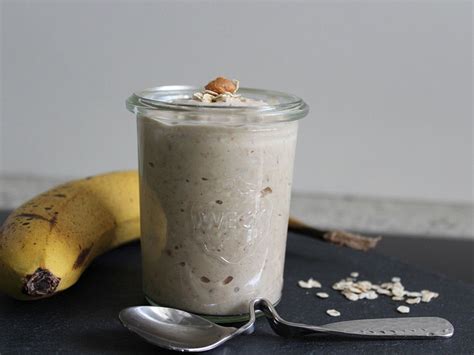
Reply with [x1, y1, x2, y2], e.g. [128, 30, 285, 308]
[119, 298, 454, 352]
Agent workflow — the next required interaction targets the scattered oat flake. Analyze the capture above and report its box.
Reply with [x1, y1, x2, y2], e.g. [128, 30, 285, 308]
[391, 285, 405, 297]
[326, 309, 341, 317]
[358, 281, 372, 289]
[298, 278, 321, 289]
[319, 275, 438, 311]
[406, 297, 421, 304]
[316, 292, 329, 299]
[392, 290, 405, 298]
[397, 305, 410, 314]
[376, 288, 392, 295]
[332, 280, 353, 290]
[350, 272, 359, 278]
[342, 290, 359, 301]
[361, 291, 378, 300]
[348, 286, 362, 294]
[421, 290, 439, 303]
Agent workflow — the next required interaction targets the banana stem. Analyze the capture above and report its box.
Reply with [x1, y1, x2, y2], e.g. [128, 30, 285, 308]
[288, 217, 381, 251]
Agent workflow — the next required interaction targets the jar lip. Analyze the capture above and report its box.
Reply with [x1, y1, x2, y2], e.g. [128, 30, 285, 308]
[126, 85, 308, 123]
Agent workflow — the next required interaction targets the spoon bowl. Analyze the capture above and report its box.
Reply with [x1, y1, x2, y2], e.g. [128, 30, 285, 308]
[119, 305, 252, 352]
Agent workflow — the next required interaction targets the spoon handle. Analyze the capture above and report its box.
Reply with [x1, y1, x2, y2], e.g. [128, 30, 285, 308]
[318, 317, 454, 338]
[253, 299, 454, 339]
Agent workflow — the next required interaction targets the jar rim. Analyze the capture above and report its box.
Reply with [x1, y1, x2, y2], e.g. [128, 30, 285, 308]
[126, 85, 308, 124]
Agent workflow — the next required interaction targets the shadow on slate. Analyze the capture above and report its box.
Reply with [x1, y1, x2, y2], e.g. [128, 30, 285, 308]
[0, 211, 473, 354]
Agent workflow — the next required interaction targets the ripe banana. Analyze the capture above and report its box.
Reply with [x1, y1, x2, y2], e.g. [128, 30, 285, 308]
[0, 170, 140, 300]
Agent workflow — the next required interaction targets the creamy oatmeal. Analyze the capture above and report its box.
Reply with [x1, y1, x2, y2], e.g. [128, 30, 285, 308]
[128, 78, 308, 318]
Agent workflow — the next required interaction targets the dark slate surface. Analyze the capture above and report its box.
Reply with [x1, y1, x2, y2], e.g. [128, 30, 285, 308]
[0, 210, 473, 354]
[375, 233, 473, 284]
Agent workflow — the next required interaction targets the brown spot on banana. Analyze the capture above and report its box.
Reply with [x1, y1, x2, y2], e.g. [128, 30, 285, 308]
[48, 214, 58, 232]
[17, 213, 50, 223]
[73, 245, 93, 269]
[22, 268, 61, 297]
[17, 213, 58, 232]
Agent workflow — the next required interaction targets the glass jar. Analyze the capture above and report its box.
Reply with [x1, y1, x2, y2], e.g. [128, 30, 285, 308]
[126, 86, 308, 322]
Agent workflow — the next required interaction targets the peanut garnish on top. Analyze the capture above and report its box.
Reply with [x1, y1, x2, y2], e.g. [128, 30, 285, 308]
[205, 77, 238, 94]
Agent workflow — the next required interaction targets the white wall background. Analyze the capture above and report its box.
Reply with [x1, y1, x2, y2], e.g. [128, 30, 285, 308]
[1, 0, 472, 203]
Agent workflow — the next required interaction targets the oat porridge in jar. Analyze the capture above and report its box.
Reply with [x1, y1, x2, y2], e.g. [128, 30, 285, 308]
[126, 77, 308, 322]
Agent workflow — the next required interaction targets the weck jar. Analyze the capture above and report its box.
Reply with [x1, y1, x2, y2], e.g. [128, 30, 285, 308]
[126, 80, 308, 322]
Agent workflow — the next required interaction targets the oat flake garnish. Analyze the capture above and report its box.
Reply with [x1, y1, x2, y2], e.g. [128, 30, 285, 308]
[316, 292, 329, 299]
[350, 272, 359, 278]
[193, 79, 241, 104]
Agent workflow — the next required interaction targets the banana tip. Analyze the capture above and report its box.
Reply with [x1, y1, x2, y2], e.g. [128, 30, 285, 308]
[22, 268, 61, 297]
